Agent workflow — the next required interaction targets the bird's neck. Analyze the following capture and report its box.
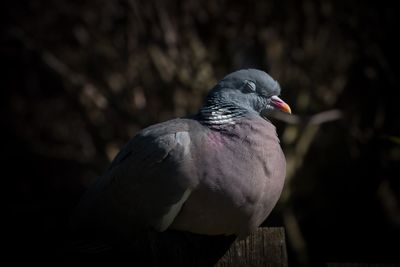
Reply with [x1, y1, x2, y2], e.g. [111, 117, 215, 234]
[197, 99, 248, 126]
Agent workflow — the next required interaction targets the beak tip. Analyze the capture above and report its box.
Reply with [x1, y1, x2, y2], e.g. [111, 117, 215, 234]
[270, 95, 292, 114]
[285, 105, 292, 114]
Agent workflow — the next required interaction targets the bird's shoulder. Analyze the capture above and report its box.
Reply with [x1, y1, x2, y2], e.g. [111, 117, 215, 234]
[109, 118, 205, 169]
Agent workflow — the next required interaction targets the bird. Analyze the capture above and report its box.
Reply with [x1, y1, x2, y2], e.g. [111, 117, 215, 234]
[70, 69, 291, 246]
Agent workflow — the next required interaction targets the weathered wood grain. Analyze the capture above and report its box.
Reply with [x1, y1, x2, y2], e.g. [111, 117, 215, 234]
[215, 227, 288, 267]
[67, 227, 288, 266]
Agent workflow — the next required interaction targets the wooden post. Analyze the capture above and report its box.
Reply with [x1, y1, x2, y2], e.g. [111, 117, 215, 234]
[215, 227, 288, 267]
[68, 227, 288, 266]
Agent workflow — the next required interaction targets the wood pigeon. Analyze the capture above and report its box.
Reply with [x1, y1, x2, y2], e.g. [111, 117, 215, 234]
[71, 69, 291, 242]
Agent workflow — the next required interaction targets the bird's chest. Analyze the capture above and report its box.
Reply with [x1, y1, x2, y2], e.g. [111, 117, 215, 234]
[175, 126, 281, 235]
[172, 119, 285, 235]
[200, 130, 271, 201]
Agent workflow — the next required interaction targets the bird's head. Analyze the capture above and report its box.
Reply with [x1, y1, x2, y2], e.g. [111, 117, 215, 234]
[200, 69, 291, 125]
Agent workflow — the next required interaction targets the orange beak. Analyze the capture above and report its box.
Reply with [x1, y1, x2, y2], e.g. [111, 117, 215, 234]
[270, 95, 291, 114]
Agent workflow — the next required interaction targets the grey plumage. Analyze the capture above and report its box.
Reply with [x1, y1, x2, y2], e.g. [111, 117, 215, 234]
[71, 69, 290, 241]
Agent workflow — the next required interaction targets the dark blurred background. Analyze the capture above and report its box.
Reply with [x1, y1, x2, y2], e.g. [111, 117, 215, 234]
[2, 0, 399, 266]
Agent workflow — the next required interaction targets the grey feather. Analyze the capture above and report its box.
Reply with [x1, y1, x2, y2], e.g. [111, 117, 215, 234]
[71, 69, 288, 240]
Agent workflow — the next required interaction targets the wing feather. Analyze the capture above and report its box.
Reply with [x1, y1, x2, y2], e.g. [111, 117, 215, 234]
[71, 119, 198, 237]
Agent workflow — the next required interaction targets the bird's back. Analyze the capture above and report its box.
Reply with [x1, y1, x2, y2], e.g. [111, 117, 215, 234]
[70, 118, 206, 239]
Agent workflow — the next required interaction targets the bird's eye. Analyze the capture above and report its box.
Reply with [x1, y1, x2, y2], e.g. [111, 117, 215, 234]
[243, 80, 256, 93]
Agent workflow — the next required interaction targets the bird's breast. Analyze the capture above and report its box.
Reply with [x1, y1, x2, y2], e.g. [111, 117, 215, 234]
[171, 117, 285, 236]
